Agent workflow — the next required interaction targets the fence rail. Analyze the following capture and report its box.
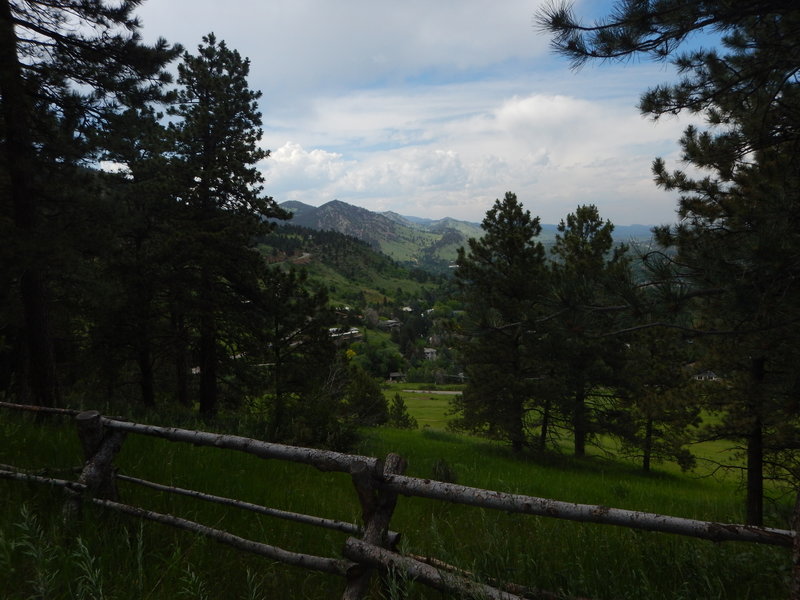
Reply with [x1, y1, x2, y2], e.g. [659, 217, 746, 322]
[1, 400, 798, 599]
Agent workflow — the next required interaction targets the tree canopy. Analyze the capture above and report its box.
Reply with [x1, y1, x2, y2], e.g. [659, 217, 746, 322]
[0, 0, 180, 406]
[539, 0, 800, 524]
[452, 192, 550, 452]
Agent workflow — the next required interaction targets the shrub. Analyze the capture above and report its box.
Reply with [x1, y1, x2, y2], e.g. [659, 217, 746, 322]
[388, 393, 418, 429]
[345, 365, 389, 426]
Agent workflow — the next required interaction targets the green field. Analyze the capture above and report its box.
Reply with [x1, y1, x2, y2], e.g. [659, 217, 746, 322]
[384, 384, 747, 480]
[384, 384, 460, 430]
[0, 405, 793, 599]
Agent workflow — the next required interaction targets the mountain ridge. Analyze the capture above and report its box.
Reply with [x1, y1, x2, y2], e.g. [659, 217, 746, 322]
[279, 199, 655, 273]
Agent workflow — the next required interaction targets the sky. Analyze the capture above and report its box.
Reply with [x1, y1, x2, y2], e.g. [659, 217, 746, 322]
[134, 0, 701, 226]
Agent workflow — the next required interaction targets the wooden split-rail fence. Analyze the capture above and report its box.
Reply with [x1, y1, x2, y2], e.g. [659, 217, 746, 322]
[1, 400, 799, 600]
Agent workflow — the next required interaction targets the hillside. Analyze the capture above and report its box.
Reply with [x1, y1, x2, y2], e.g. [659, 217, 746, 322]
[280, 200, 655, 274]
[257, 223, 442, 305]
[281, 200, 480, 273]
[0, 406, 790, 600]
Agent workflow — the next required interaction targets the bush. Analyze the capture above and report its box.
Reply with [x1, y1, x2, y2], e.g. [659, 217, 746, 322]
[345, 365, 388, 426]
[387, 393, 417, 429]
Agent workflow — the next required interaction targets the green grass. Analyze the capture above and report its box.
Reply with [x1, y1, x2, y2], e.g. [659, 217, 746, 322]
[378, 231, 441, 263]
[382, 384, 752, 481]
[0, 408, 793, 599]
[383, 387, 459, 430]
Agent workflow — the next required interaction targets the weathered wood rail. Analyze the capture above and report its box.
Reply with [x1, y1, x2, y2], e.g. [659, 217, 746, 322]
[1, 400, 798, 599]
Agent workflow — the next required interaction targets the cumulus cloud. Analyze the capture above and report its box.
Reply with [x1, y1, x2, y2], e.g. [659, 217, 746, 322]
[136, 0, 696, 225]
[266, 142, 348, 186]
[263, 85, 689, 225]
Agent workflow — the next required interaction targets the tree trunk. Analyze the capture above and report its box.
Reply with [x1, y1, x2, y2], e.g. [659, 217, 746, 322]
[171, 309, 190, 407]
[11, 330, 31, 404]
[746, 356, 766, 526]
[746, 419, 764, 526]
[642, 417, 653, 473]
[510, 397, 525, 454]
[268, 347, 284, 441]
[198, 311, 217, 418]
[574, 387, 586, 457]
[538, 397, 551, 451]
[0, 0, 60, 407]
[137, 343, 155, 408]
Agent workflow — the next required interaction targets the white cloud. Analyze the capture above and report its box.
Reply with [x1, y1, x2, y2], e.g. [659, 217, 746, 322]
[266, 142, 348, 186]
[262, 86, 689, 225]
[136, 0, 696, 225]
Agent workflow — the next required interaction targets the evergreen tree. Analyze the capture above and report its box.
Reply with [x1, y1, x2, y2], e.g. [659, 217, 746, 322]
[548, 205, 631, 456]
[248, 268, 335, 439]
[90, 107, 183, 407]
[540, 0, 800, 524]
[0, 0, 179, 406]
[388, 393, 418, 429]
[344, 365, 389, 427]
[618, 327, 699, 472]
[451, 192, 550, 452]
[168, 33, 288, 417]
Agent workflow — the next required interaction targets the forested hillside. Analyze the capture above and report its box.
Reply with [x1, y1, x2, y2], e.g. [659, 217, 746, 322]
[257, 223, 442, 305]
[280, 199, 480, 273]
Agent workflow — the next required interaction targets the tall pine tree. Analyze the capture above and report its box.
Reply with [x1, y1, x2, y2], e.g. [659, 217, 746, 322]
[452, 192, 550, 452]
[540, 0, 800, 524]
[0, 0, 178, 406]
[549, 205, 631, 457]
[169, 34, 288, 417]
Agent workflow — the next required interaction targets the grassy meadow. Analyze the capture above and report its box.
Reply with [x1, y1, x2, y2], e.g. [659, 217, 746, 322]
[0, 391, 794, 599]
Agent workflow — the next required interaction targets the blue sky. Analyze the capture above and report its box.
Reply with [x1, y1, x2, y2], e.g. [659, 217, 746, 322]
[135, 0, 701, 225]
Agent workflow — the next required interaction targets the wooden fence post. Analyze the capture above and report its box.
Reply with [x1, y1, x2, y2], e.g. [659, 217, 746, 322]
[76, 410, 105, 458]
[64, 410, 126, 519]
[791, 490, 800, 600]
[342, 452, 407, 600]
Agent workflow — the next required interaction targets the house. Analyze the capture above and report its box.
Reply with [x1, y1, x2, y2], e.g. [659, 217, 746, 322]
[694, 370, 720, 381]
[329, 327, 363, 343]
[423, 347, 437, 361]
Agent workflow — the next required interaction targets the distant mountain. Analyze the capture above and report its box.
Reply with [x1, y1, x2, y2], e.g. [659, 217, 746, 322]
[279, 200, 317, 221]
[280, 200, 483, 273]
[287, 200, 404, 248]
[279, 199, 655, 273]
[381, 211, 419, 225]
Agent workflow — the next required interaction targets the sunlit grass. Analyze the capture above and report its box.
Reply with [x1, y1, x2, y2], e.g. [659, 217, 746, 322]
[0, 408, 793, 599]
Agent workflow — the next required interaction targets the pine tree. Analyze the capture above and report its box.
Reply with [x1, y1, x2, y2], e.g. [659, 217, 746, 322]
[247, 267, 335, 439]
[618, 327, 699, 472]
[168, 33, 288, 417]
[344, 365, 389, 427]
[452, 192, 550, 452]
[549, 205, 631, 456]
[93, 107, 184, 407]
[0, 0, 179, 406]
[540, 0, 800, 524]
[388, 393, 418, 429]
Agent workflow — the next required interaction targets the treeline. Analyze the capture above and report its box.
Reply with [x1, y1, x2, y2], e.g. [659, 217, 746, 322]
[452, 197, 698, 472]
[450, 0, 800, 527]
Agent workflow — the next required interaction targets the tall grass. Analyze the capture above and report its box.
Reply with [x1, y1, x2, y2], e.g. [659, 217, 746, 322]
[0, 409, 793, 599]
